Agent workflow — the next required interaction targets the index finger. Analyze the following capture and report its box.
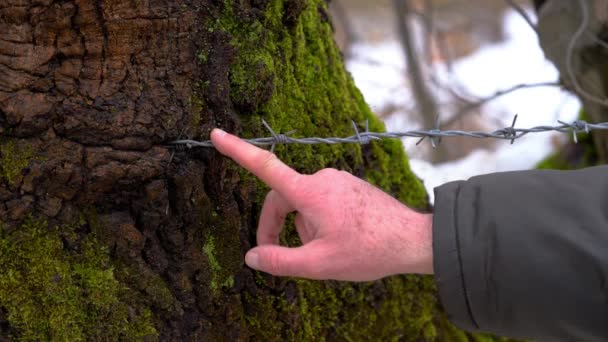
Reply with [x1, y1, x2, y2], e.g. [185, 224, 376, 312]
[210, 128, 302, 198]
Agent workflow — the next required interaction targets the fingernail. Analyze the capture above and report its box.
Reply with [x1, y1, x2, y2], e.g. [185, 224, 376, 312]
[245, 251, 260, 270]
[211, 128, 227, 138]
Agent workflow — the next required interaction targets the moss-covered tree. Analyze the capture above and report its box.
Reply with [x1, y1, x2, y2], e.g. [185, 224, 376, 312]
[0, 0, 511, 340]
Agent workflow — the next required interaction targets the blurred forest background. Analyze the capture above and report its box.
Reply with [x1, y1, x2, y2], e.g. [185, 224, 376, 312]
[328, 0, 605, 201]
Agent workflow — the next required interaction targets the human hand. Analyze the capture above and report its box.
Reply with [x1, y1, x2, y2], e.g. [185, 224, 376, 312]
[210, 129, 433, 281]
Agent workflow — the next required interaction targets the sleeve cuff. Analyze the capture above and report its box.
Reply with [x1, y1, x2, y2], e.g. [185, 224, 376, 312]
[433, 181, 479, 331]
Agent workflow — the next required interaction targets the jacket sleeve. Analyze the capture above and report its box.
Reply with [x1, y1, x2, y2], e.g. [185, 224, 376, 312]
[432, 165, 608, 341]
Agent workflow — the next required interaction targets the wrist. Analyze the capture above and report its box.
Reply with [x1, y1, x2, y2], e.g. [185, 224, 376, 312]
[416, 213, 434, 274]
[394, 211, 434, 275]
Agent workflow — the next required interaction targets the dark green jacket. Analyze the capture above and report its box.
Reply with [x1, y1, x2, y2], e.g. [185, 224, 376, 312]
[433, 165, 608, 341]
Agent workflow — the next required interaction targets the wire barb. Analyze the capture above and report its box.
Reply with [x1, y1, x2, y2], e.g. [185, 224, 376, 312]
[168, 127, 189, 164]
[261, 119, 296, 152]
[558, 119, 590, 144]
[351, 120, 374, 145]
[499, 114, 518, 145]
[416, 114, 442, 148]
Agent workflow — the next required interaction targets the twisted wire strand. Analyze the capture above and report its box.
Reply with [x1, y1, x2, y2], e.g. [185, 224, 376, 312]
[168, 118, 608, 149]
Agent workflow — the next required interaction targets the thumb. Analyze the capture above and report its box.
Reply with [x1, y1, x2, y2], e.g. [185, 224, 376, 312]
[245, 241, 327, 279]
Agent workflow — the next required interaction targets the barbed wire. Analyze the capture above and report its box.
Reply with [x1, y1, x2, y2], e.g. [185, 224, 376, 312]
[168, 115, 608, 151]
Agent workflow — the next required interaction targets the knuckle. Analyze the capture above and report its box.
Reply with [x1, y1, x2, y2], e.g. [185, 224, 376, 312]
[315, 168, 338, 178]
[260, 151, 279, 171]
[264, 190, 277, 203]
[289, 173, 305, 194]
[265, 250, 284, 275]
[338, 170, 352, 178]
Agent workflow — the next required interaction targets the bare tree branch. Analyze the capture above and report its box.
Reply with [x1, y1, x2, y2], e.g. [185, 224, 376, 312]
[420, 0, 435, 64]
[442, 81, 562, 128]
[393, 0, 447, 162]
[504, 0, 538, 33]
[392, 0, 438, 129]
[428, 73, 478, 106]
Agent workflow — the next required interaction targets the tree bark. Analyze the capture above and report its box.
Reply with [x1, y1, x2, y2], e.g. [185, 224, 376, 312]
[0, 0, 499, 340]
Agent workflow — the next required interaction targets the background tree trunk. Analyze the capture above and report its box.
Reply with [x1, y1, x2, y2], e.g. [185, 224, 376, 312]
[0, 0, 504, 340]
[536, 0, 608, 163]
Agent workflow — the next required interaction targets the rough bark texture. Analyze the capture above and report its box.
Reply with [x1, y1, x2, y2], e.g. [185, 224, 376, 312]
[0, 0, 504, 340]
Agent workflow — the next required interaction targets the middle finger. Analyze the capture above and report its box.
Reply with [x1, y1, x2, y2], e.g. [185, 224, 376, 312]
[257, 190, 295, 245]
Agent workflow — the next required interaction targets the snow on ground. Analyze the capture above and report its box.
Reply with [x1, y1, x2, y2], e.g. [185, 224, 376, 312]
[346, 10, 581, 203]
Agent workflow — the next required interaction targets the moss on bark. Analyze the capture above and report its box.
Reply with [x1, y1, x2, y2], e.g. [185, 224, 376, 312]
[214, 0, 426, 210]
[0, 0, 506, 340]
[0, 216, 156, 340]
[0, 139, 35, 187]
[201, 0, 484, 340]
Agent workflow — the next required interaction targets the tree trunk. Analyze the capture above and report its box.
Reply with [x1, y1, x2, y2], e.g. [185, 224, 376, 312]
[536, 0, 608, 162]
[393, 0, 447, 163]
[0, 0, 496, 340]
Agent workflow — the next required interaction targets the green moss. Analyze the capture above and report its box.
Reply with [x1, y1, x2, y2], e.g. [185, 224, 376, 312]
[203, 235, 223, 293]
[202, 230, 239, 294]
[187, 95, 205, 128]
[0, 139, 35, 186]
[367, 138, 428, 208]
[197, 50, 209, 63]
[0, 216, 157, 340]
[242, 275, 441, 341]
[210, 0, 427, 207]
[82, 209, 177, 317]
[536, 153, 573, 170]
[203, 235, 222, 273]
[221, 275, 235, 289]
[331, 276, 437, 341]
[243, 292, 285, 341]
[208, 0, 492, 340]
[144, 274, 176, 312]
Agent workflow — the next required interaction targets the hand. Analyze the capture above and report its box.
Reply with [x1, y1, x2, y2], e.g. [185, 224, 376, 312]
[210, 129, 433, 281]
